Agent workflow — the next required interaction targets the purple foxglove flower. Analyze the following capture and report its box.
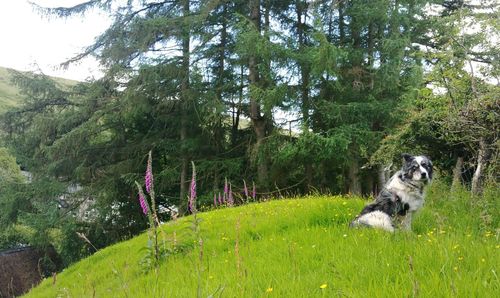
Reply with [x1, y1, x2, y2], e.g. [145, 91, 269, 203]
[218, 192, 222, 205]
[139, 193, 149, 215]
[224, 177, 228, 202]
[228, 183, 233, 206]
[214, 193, 217, 207]
[135, 181, 150, 215]
[243, 180, 249, 198]
[252, 181, 256, 200]
[145, 151, 154, 194]
[189, 161, 197, 213]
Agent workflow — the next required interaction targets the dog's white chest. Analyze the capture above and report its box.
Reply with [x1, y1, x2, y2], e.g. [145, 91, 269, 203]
[387, 176, 425, 212]
[398, 191, 424, 211]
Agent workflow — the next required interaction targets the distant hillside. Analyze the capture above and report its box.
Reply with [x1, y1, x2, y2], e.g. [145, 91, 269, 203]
[0, 67, 23, 113]
[0, 66, 77, 114]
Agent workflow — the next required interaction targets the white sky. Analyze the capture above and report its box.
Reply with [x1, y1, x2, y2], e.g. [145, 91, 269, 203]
[0, 0, 111, 81]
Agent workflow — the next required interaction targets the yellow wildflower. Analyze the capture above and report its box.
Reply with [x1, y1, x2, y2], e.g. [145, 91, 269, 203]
[320, 284, 328, 289]
[266, 287, 273, 293]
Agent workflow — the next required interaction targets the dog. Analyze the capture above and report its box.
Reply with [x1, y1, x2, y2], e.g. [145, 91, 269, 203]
[350, 154, 433, 232]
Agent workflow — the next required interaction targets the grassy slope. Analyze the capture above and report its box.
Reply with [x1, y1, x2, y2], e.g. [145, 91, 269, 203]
[26, 183, 498, 297]
[0, 66, 77, 113]
[0, 67, 22, 113]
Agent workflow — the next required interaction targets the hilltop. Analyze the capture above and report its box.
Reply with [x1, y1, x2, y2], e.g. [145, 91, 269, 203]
[0, 66, 77, 114]
[25, 183, 498, 297]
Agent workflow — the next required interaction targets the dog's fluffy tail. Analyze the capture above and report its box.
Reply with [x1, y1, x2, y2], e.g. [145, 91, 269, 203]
[349, 211, 395, 232]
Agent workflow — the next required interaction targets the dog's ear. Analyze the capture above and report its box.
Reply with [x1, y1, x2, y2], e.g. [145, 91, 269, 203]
[425, 157, 433, 179]
[401, 153, 413, 163]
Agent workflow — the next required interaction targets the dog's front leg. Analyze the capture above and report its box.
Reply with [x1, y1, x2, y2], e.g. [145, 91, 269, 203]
[400, 212, 413, 231]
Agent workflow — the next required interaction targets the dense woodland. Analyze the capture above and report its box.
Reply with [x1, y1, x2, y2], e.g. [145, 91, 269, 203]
[0, 0, 498, 265]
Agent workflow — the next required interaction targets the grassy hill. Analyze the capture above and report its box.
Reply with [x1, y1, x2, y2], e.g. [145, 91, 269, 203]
[0, 67, 23, 113]
[0, 66, 77, 114]
[25, 183, 498, 297]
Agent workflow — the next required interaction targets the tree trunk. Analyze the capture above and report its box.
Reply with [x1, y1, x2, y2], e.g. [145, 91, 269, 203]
[296, 0, 312, 190]
[338, 0, 345, 46]
[451, 156, 464, 191]
[348, 159, 362, 195]
[363, 173, 375, 196]
[390, 0, 400, 36]
[471, 139, 489, 195]
[367, 21, 375, 67]
[179, 0, 190, 210]
[367, 21, 375, 89]
[248, 0, 269, 190]
[304, 163, 313, 191]
[232, 66, 243, 146]
[216, 3, 227, 102]
[378, 164, 388, 189]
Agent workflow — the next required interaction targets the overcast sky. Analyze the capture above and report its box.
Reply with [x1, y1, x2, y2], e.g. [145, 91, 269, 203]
[0, 0, 111, 81]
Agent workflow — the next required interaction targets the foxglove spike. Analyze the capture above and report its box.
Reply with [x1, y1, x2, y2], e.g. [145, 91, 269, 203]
[139, 193, 148, 215]
[135, 181, 149, 215]
[224, 177, 228, 201]
[189, 161, 197, 213]
[243, 180, 248, 198]
[228, 183, 233, 206]
[145, 151, 154, 194]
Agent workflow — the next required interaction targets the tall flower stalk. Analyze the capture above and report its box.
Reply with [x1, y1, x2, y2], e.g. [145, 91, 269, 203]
[189, 161, 197, 214]
[228, 183, 234, 206]
[138, 188, 149, 215]
[145, 151, 154, 194]
[145, 151, 159, 226]
[188, 161, 203, 297]
[223, 177, 228, 203]
[135, 150, 160, 268]
[243, 180, 249, 201]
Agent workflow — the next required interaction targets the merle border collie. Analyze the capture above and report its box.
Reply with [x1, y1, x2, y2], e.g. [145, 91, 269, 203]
[350, 154, 433, 232]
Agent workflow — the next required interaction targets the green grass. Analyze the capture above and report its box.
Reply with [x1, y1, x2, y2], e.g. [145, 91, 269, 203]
[25, 182, 498, 297]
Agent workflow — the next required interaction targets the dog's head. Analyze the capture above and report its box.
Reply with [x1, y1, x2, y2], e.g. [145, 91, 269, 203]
[401, 153, 433, 184]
